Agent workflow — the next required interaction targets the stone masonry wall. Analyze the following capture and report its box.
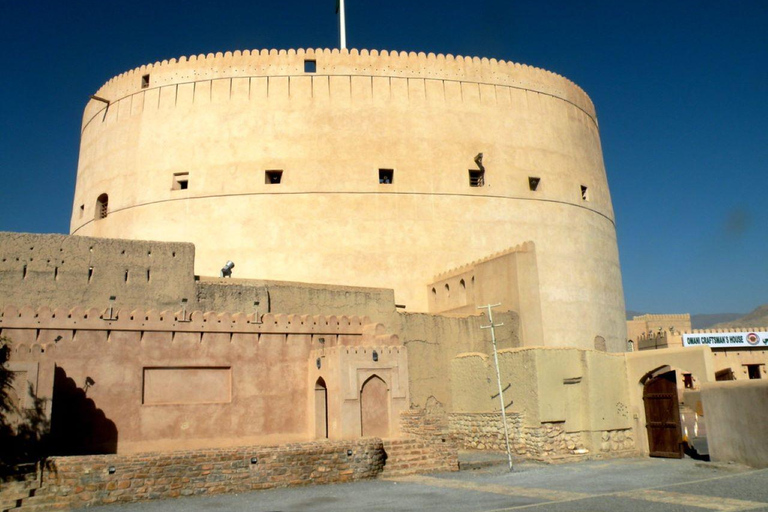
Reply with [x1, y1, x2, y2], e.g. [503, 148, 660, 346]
[27, 439, 384, 510]
[448, 413, 635, 460]
[397, 403, 459, 473]
[599, 429, 635, 453]
[449, 412, 526, 454]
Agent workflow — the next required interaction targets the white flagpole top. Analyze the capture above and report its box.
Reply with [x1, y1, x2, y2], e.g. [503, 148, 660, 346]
[339, 0, 347, 50]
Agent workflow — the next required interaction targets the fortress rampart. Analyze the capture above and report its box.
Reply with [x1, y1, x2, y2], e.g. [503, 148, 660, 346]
[70, 48, 625, 351]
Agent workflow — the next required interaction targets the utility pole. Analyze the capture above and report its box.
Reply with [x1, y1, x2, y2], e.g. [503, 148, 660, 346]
[479, 303, 513, 471]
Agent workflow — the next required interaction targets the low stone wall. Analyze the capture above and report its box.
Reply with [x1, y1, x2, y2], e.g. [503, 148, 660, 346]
[447, 413, 634, 460]
[599, 429, 635, 453]
[30, 439, 384, 509]
[449, 412, 526, 453]
[397, 406, 459, 472]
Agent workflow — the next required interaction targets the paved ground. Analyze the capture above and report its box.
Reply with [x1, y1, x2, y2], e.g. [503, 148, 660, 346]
[78, 457, 768, 512]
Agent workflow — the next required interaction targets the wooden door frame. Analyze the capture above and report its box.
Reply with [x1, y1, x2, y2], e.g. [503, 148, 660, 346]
[642, 369, 684, 458]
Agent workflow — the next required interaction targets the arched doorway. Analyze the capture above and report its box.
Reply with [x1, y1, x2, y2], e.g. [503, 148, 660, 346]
[360, 374, 389, 438]
[315, 377, 328, 439]
[643, 370, 683, 458]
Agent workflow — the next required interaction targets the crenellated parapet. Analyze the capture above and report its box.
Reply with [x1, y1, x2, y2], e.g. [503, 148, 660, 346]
[631, 314, 690, 322]
[685, 327, 768, 335]
[433, 241, 535, 281]
[0, 304, 400, 355]
[86, 48, 594, 128]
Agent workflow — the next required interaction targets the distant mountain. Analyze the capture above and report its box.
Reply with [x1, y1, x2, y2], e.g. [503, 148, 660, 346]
[691, 313, 743, 330]
[625, 310, 744, 329]
[712, 304, 768, 329]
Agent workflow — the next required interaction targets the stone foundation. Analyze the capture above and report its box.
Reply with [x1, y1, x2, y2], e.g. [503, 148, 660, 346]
[449, 412, 526, 453]
[599, 429, 635, 453]
[447, 413, 634, 460]
[22, 439, 384, 510]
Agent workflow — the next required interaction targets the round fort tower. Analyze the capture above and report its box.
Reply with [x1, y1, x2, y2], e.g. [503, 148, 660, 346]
[71, 48, 626, 351]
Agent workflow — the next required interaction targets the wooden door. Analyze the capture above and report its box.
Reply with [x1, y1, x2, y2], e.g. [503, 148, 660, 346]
[643, 370, 683, 458]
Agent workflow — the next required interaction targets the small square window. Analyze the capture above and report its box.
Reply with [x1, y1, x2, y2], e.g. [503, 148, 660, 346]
[469, 169, 485, 187]
[379, 169, 393, 184]
[304, 60, 317, 73]
[746, 364, 762, 380]
[141, 74, 150, 89]
[529, 177, 540, 191]
[580, 185, 589, 201]
[172, 172, 189, 190]
[265, 170, 283, 184]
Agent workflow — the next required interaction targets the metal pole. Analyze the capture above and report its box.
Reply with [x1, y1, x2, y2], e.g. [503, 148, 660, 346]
[339, 0, 347, 50]
[479, 303, 513, 471]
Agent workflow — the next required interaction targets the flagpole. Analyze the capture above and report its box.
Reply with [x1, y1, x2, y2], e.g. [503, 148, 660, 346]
[339, 0, 347, 50]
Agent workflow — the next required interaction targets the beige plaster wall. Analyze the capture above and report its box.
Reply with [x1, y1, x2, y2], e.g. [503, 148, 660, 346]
[0, 232, 195, 312]
[627, 314, 691, 343]
[397, 310, 520, 411]
[428, 242, 544, 346]
[450, 348, 631, 439]
[2, 305, 403, 454]
[70, 48, 626, 352]
[0, 232, 397, 325]
[701, 380, 768, 468]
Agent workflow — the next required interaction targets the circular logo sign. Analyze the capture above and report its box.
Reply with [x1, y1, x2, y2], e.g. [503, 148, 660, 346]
[747, 332, 760, 346]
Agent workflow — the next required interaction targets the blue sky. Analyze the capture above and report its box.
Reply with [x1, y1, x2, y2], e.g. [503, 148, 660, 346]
[0, 1, 765, 315]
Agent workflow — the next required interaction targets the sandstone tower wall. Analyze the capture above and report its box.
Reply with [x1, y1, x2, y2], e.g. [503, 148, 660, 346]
[70, 48, 625, 351]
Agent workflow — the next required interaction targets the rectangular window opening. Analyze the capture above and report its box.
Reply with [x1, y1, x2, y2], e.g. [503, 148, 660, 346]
[54, 267, 58, 281]
[379, 169, 394, 184]
[147, 269, 151, 282]
[79, 204, 84, 218]
[141, 74, 150, 89]
[469, 169, 485, 187]
[22, 264, 27, 280]
[580, 185, 589, 201]
[529, 177, 540, 191]
[124, 270, 129, 283]
[265, 170, 283, 184]
[682, 373, 693, 389]
[304, 59, 317, 73]
[746, 364, 762, 380]
[88, 266, 94, 283]
[172, 172, 189, 190]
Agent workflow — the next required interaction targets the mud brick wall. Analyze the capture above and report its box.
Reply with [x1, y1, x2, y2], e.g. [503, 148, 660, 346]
[33, 439, 384, 509]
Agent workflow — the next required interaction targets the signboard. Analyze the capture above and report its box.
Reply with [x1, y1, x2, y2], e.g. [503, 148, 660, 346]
[683, 331, 768, 348]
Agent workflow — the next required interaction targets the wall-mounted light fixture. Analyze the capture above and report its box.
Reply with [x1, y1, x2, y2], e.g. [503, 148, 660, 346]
[250, 457, 258, 464]
[372, 350, 379, 362]
[179, 298, 189, 322]
[347, 449, 353, 457]
[253, 300, 262, 324]
[316, 357, 322, 369]
[105, 295, 117, 320]
[108, 466, 116, 474]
